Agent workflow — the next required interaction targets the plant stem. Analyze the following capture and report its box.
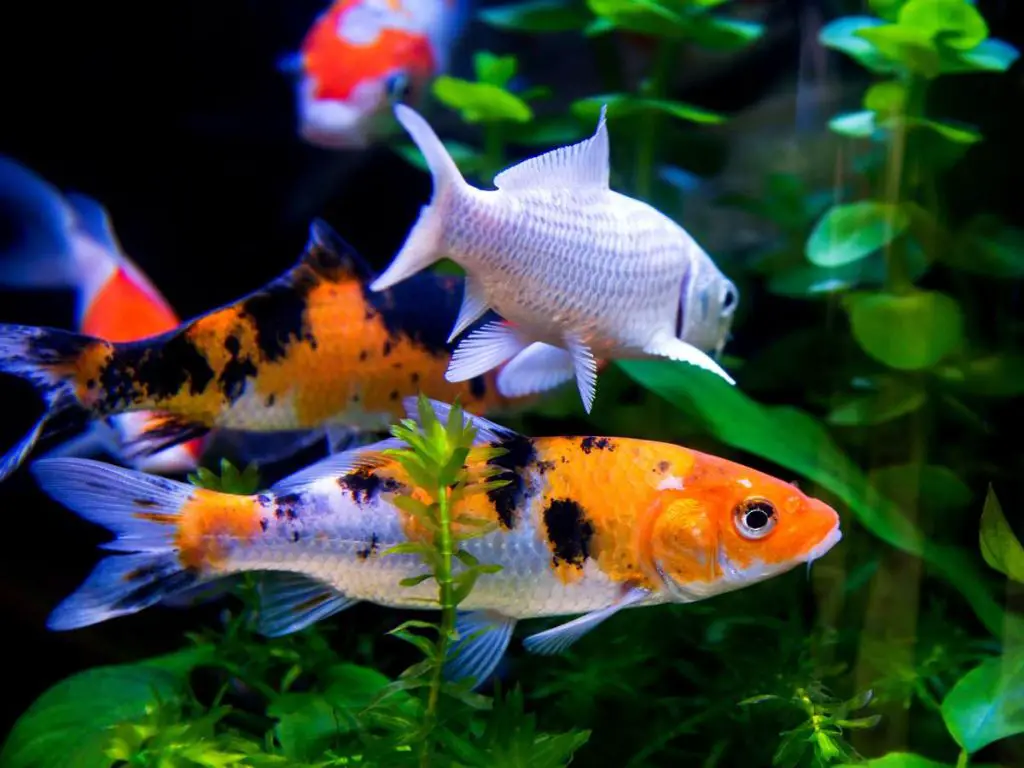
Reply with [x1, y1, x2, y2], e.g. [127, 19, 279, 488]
[483, 122, 505, 185]
[635, 38, 676, 200]
[956, 748, 970, 768]
[420, 482, 456, 768]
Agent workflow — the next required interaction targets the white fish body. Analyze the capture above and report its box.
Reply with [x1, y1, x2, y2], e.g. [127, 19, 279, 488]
[369, 104, 739, 412]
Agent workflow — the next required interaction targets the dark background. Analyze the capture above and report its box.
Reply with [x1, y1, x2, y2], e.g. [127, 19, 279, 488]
[0, 0, 1021, 740]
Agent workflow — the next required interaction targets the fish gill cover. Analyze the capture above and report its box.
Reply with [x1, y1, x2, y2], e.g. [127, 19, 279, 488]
[1, 1, 1023, 767]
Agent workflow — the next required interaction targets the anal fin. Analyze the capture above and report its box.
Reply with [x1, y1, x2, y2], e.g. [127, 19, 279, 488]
[496, 342, 576, 399]
[444, 610, 517, 691]
[447, 275, 491, 344]
[643, 334, 736, 386]
[255, 572, 359, 637]
[445, 321, 528, 383]
[522, 586, 651, 656]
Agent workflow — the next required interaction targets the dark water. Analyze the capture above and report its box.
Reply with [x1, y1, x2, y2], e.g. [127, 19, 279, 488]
[1, 0, 1023, 764]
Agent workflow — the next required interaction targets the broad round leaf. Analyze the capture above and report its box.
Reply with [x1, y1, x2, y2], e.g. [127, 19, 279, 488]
[858, 24, 942, 77]
[830, 111, 878, 138]
[941, 650, 1024, 753]
[845, 290, 965, 370]
[827, 379, 927, 427]
[899, 0, 988, 51]
[433, 78, 533, 123]
[473, 51, 517, 88]
[953, 38, 1020, 72]
[819, 16, 896, 72]
[869, 0, 908, 22]
[478, 0, 592, 32]
[806, 202, 910, 268]
[571, 94, 724, 124]
[864, 81, 907, 115]
[979, 485, 1024, 582]
[0, 665, 187, 768]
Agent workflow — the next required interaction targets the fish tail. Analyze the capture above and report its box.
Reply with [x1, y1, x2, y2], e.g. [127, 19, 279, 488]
[30, 457, 204, 630]
[0, 324, 106, 481]
[31, 457, 264, 630]
[0, 155, 82, 289]
[369, 105, 464, 292]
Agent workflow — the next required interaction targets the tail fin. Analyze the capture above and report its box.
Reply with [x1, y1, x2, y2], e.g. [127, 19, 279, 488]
[369, 104, 465, 292]
[0, 324, 100, 481]
[0, 155, 81, 289]
[30, 457, 199, 630]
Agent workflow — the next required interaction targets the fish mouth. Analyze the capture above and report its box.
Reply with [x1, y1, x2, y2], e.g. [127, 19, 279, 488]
[806, 525, 843, 565]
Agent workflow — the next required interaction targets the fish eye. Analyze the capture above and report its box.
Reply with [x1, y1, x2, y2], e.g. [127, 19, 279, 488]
[721, 284, 738, 314]
[733, 497, 778, 539]
[386, 73, 411, 104]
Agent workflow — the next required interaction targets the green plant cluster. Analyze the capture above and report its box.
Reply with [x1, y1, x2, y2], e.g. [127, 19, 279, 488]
[5, 0, 1024, 766]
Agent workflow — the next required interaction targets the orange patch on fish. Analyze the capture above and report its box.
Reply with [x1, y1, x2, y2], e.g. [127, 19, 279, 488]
[174, 489, 263, 570]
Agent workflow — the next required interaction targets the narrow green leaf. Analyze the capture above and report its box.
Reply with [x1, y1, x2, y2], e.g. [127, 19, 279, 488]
[838, 753, 951, 768]
[392, 630, 437, 658]
[571, 94, 725, 125]
[434, 77, 533, 124]
[399, 573, 434, 588]
[935, 354, 1024, 398]
[979, 485, 1024, 582]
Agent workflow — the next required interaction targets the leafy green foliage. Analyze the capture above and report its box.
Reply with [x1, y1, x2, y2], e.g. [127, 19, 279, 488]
[189, 458, 263, 495]
[979, 485, 1024, 583]
[941, 649, 1024, 753]
[806, 202, 910, 267]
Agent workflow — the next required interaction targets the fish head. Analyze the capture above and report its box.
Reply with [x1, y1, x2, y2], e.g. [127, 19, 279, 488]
[293, 0, 440, 150]
[677, 251, 739, 358]
[643, 452, 841, 602]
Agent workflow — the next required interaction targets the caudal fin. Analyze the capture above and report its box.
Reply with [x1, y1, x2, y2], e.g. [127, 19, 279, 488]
[0, 324, 100, 482]
[369, 104, 466, 292]
[31, 457, 200, 630]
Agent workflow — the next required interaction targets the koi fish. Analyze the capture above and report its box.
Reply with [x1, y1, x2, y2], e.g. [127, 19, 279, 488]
[0, 156, 205, 474]
[31, 398, 843, 690]
[279, 0, 468, 149]
[369, 104, 740, 414]
[0, 220, 550, 483]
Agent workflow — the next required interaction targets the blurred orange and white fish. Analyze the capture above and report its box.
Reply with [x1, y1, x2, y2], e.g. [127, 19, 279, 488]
[0, 156, 206, 474]
[279, 0, 469, 149]
[32, 398, 842, 690]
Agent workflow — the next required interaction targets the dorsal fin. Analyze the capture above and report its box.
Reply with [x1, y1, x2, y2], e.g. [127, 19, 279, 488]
[298, 218, 375, 281]
[493, 105, 610, 193]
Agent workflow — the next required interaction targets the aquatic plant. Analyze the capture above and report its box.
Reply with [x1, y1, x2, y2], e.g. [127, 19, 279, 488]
[0, 400, 590, 766]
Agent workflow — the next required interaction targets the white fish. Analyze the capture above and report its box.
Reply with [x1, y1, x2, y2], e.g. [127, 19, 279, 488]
[369, 104, 739, 413]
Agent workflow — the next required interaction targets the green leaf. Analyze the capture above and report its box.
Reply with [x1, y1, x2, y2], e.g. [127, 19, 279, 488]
[827, 379, 928, 427]
[616, 360, 1007, 637]
[838, 753, 953, 768]
[830, 111, 878, 138]
[844, 290, 965, 370]
[935, 354, 1024, 397]
[979, 485, 1024, 582]
[478, 0, 591, 32]
[870, 0, 908, 22]
[473, 51, 517, 88]
[948, 38, 1020, 72]
[858, 23, 942, 77]
[819, 16, 897, 73]
[269, 695, 355, 761]
[898, 0, 988, 51]
[0, 664, 189, 768]
[807, 202, 910, 267]
[509, 115, 590, 146]
[869, 463, 973, 513]
[571, 93, 725, 125]
[941, 649, 1024, 753]
[433, 77, 533, 123]
[865, 80, 907, 115]
[947, 215, 1024, 278]
[399, 573, 434, 588]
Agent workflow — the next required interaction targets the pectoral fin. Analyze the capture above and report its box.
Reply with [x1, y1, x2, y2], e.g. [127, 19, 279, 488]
[565, 333, 599, 414]
[446, 321, 528, 383]
[444, 610, 517, 690]
[496, 342, 576, 398]
[643, 334, 735, 385]
[521, 586, 652, 656]
[255, 572, 359, 637]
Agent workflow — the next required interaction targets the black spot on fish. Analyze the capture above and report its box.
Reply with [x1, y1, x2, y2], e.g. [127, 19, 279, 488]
[389, 390, 399, 401]
[470, 376, 487, 399]
[258, 494, 272, 505]
[356, 532, 380, 560]
[656, 461, 670, 473]
[239, 269, 317, 363]
[134, 498, 159, 508]
[486, 434, 537, 530]
[362, 274, 502, 358]
[411, 372, 420, 384]
[219, 335, 258, 403]
[543, 498, 594, 569]
[100, 332, 215, 407]
[266, 394, 276, 407]
[580, 437, 615, 454]
[383, 339, 392, 357]
[339, 468, 401, 504]
[111, 561, 197, 613]
[275, 493, 302, 521]
[536, 459, 556, 475]
[291, 530, 300, 542]
[86, 378, 95, 389]
[260, 518, 269, 532]
[359, 350, 368, 362]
